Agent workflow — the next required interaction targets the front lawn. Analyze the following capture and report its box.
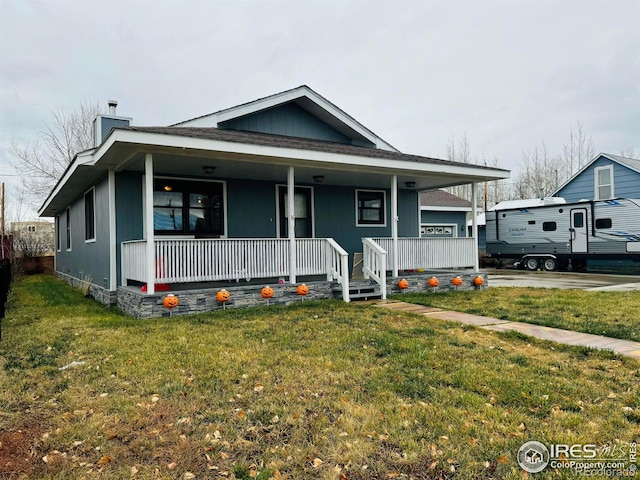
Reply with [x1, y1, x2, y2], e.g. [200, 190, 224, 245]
[394, 287, 640, 342]
[1, 276, 639, 479]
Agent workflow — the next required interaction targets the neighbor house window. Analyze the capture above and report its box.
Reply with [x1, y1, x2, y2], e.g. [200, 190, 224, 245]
[85, 188, 96, 242]
[27, 225, 36, 233]
[66, 207, 71, 250]
[356, 190, 386, 226]
[153, 179, 224, 236]
[594, 165, 614, 200]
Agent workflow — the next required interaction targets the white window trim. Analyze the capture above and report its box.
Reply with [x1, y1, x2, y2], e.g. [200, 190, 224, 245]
[275, 184, 315, 238]
[355, 189, 387, 227]
[594, 164, 614, 200]
[66, 207, 72, 251]
[56, 215, 61, 252]
[84, 187, 97, 243]
[420, 223, 458, 238]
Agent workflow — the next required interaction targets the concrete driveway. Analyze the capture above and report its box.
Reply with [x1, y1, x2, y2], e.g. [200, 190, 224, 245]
[484, 268, 640, 291]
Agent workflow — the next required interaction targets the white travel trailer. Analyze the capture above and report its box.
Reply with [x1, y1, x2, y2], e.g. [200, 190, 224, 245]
[485, 198, 640, 271]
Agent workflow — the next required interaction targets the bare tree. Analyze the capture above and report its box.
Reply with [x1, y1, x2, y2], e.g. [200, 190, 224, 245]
[562, 120, 595, 176]
[620, 144, 638, 159]
[445, 133, 475, 201]
[511, 143, 566, 200]
[10, 101, 101, 208]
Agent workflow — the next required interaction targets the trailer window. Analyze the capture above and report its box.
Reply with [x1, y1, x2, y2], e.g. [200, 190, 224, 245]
[574, 212, 584, 228]
[542, 221, 557, 231]
[595, 218, 612, 229]
[528, 220, 536, 225]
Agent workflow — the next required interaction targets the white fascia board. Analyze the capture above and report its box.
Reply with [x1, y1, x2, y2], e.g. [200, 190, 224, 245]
[176, 86, 398, 152]
[38, 149, 96, 216]
[420, 206, 472, 212]
[101, 129, 511, 181]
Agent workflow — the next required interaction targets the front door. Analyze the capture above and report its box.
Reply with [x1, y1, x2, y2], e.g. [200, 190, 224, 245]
[278, 186, 313, 238]
[570, 208, 588, 253]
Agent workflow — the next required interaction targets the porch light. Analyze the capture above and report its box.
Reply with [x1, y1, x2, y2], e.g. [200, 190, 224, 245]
[404, 181, 416, 188]
[313, 175, 324, 183]
[163, 185, 173, 191]
[202, 166, 216, 175]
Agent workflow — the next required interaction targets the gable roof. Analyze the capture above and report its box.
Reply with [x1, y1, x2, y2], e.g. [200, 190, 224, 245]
[171, 85, 399, 152]
[419, 189, 472, 209]
[552, 152, 640, 195]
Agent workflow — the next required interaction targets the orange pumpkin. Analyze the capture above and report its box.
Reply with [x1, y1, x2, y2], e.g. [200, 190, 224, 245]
[261, 286, 274, 299]
[398, 278, 409, 290]
[452, 276, 463, 286]
[428, 276, 439, 287]
[474, 276, 485, 286]
[163, 294, 179, 309]
[216, 289, 230, 303]
[297, 283, 309, 296]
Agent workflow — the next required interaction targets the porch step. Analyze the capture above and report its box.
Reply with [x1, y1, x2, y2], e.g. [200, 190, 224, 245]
[333, 280, 382, 301]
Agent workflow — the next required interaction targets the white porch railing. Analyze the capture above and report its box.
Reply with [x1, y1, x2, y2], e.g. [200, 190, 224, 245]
[372, 237, 476, 270]
[121, 238, 350, 301]
[362, 238, 387, 299]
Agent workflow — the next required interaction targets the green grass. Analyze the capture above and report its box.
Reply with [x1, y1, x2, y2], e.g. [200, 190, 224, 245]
[394, 287, 640, 342]
[1, 275, 639, 479]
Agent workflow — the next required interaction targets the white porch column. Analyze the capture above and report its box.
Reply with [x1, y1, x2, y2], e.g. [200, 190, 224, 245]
[144, 153, 155, 294]
[287, 166, 296, 284]
[391, 175, 399, 277]
[471, 182, 479, 272]
[108, 169, 117, 290]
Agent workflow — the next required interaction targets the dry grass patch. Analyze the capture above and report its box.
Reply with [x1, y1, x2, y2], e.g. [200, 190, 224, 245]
[1, 275, 639, 479]
[395, 287, 640, 342]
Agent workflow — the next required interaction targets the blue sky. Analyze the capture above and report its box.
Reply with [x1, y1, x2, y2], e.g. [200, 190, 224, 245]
[1, 0, 638, 218]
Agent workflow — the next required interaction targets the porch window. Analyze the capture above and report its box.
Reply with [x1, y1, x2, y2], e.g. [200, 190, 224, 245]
[356, 190, 386, 226]
[84, 188, 96, 242]
[594, 165, 613, 200]
[153, 179, 224, 236]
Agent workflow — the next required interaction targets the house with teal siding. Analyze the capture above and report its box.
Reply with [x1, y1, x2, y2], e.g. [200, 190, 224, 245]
[39, 86, 509, 317]
[552, 153, 640, 202]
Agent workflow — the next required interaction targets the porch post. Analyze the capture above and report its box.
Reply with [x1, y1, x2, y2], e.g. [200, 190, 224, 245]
[471, 182, 479, 272]
[108, 169, 117, 290]
[391, 175, 398, 277]
[287, 166, 296, 284]
[144, 153, 155, 295]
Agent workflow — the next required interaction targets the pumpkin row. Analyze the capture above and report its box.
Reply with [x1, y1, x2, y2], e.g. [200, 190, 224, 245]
[162, 284, 311, 309]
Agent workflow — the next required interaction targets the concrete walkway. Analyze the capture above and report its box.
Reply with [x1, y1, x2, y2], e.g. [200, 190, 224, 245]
[375, 301, 640, 360]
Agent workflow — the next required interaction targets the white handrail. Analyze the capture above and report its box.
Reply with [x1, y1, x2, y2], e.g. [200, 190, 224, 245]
[362, 238, 387, 299]
[326, 238, 350, 302]
[373, 237, 475, 270]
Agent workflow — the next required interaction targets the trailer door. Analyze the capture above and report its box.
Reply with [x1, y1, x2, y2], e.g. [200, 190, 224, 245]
[570, 208, 588, 253]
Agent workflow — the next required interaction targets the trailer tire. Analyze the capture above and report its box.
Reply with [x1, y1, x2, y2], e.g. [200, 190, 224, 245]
[543, 258, 558, 271]
[525, 258, 538, 271]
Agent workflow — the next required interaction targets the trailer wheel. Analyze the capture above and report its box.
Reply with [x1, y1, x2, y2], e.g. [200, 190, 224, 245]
[525, 257, 538, 271]
[543, 258, 558, 271]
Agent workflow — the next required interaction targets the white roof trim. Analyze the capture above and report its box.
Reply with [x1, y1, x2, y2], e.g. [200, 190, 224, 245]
[172, 86, 399, 152]
[421, 206, 472, 212]
[552, 152, 640, 195]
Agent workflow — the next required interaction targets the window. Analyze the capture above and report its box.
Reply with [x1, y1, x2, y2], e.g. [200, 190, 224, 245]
[85, 188, 95, 241]
[595, 218, 612, 229]
[56, 216, 61, 252]
[573, 212, 584, 228]
[594, 165, 614, 200]
[153, 179, 224, 236]
[356, 190, 386, 226]
[542, 221, 556, 231]
[66, 208, 71, 250]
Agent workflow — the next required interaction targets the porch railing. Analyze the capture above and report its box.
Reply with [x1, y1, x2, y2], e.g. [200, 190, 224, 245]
[362, 238, 387, 299]
[121, 238, 350, 301]
[372, 237, 476, 271]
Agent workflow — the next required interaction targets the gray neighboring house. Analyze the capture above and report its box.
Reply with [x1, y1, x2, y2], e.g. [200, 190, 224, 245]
[552, 152, 640, 201]
[419, 190, 471, 239]
[39, 85, 509, 314]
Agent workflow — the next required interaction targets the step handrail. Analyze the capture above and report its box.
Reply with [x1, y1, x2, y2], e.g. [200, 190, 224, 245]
[326, 238, 350, 302]
[362, 238, 387, 299]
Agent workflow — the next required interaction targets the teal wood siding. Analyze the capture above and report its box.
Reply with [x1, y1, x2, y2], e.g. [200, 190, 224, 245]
[556, 157, 640, 202]
[226, 179, 277, 237]
[115, 171, 144, 285]
[219, 102, 375, 148]
[420, 211, 468, 237]
[55, 176, 111, 288]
